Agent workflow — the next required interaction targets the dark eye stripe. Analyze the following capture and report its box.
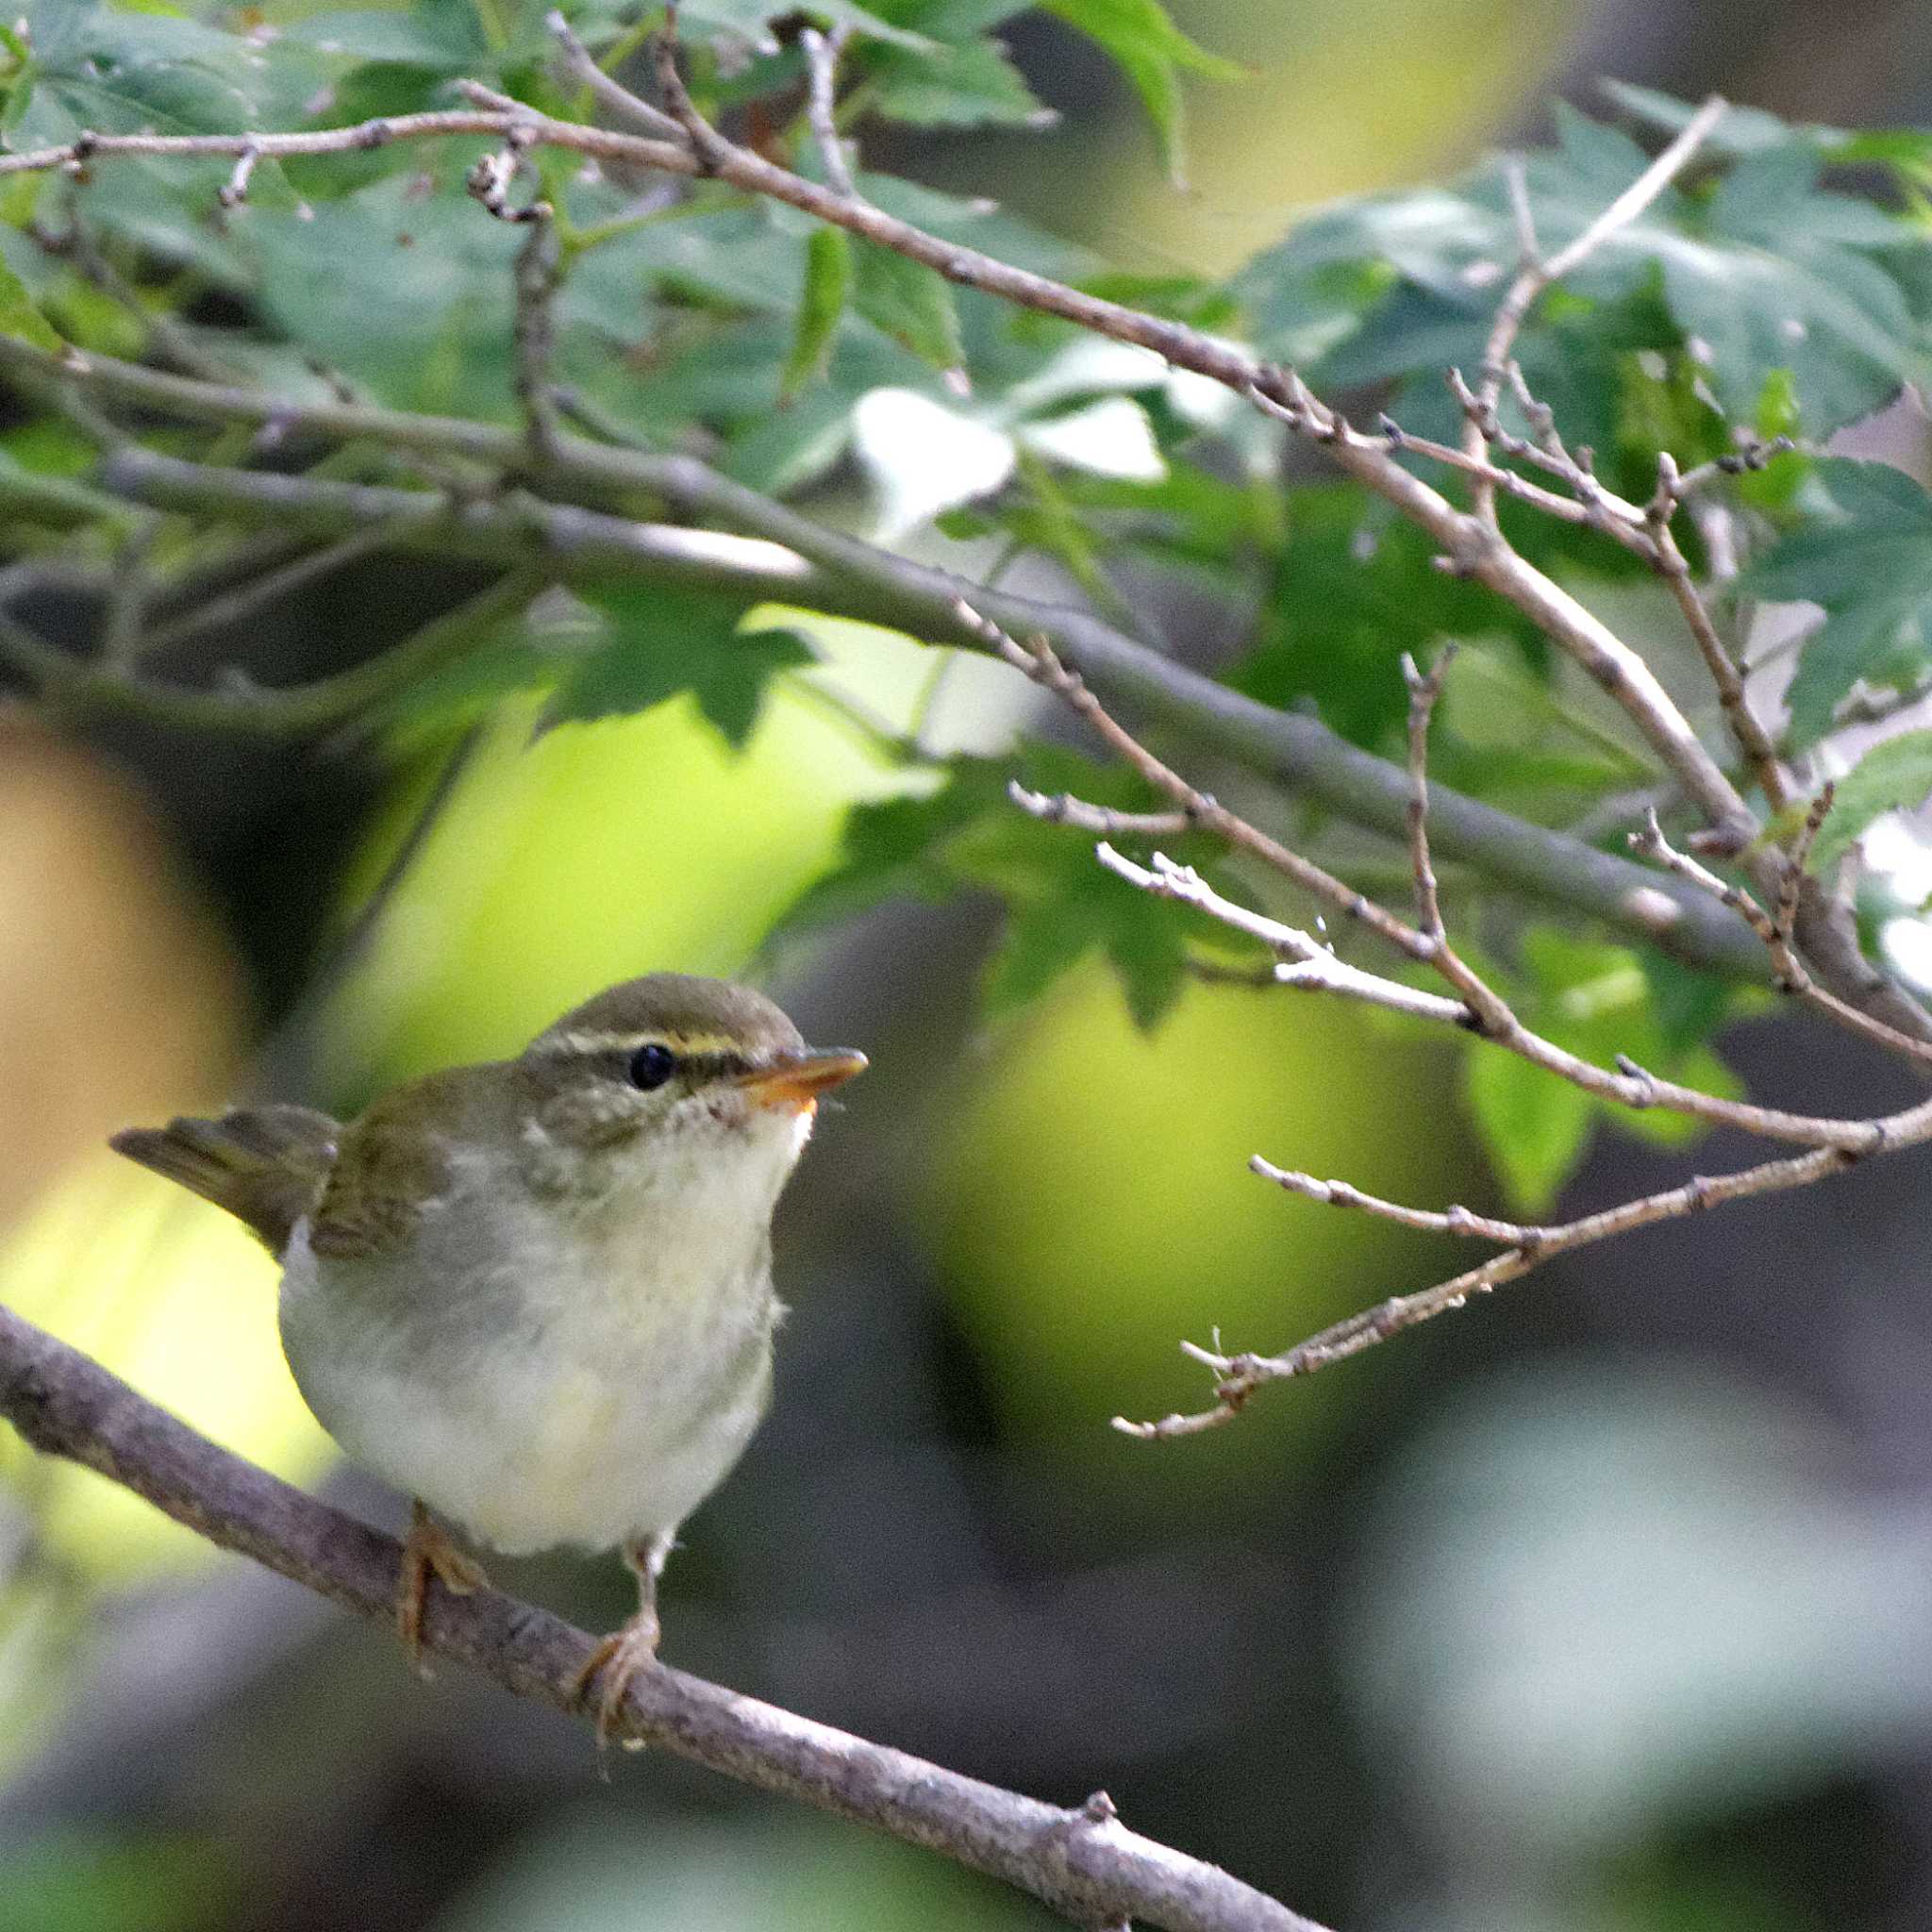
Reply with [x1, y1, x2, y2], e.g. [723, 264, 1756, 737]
[678, 1049, 755, 1082]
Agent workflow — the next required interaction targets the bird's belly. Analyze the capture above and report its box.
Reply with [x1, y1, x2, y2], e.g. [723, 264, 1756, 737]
[278, 1219, 775, 1556]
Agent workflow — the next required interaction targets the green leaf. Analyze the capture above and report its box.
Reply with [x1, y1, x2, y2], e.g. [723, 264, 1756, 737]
[1741, 458, 1932, 744]
[772, 747, 1207, 1027]
[1039, 0, 1242, 184]
[1464, 1046, 1595, 1221]
[782, 227, 853, 398]
[866, 36, 1051, 128]
[1235, 108, 1924, 449]
[0, 252, 61, 352]
[774, 757, 1013, 935]
[1809, 730, 1932, 874]
[549, 584, 817, 747]
[851, 238, 963, 372]
[981, 858, 1187, 1031]
[1227, 487, 1541, 753]
[282, 3, 491, 71]
[676, 0, 937, 52]
[1463, 928, 1742, 1214]
[9, 1, 324, 142]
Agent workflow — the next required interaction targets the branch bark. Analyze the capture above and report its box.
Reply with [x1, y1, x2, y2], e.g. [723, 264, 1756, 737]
[0, 341, 1771, 980]
[0, 1301, 1327, 1932]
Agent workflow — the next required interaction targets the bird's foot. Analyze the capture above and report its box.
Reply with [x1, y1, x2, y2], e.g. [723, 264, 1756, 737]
[396, 1501, 490, 1673]
[569, 1603, 662, 1750]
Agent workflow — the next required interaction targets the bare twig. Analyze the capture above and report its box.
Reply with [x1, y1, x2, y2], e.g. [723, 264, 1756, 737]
[217, 141, 261, 209]
[1647, 452, 1791, 810]
[1627, 798, 1932, 1068]
[1250, 1161, 1528, 1242]
[1092, 845, 1472, 1027]
[996, 602, 1932, 1143]
[1120, 1144, 1857, 1438]
[1778, 785, 1836, 945]
[799, 24, 859, 200]
[546, 8, 687, 139]
[0, 1305, 1325, 1932]
[1008, 782, 1194, 840]
[141, 521, 427, 655]
[1468, 92, 1728, 515]
[0, 567, 545, 738]
[997, 609, 1932, 1148]
[465, 125, 552, 224]
[511, 211, 566, 457]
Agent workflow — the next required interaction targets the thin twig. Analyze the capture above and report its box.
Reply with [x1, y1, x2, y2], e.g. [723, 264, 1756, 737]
[0, 567, 545, 738]
[140, 521, 425, 655]
[1628, 798, 1932, 1068]
[1250, 1161, 1528, 1242]
[1119, 1143, 1857, 1437]
[218, 141, 261, 208]
[1647, 452, 1791, 809]
[0, 1306, 1326, 1932]
[1092, 845, 1472, 1027]
[1008, 782, 1194, 840]
[511, 211, 566, 457]
[998, 609, 1932, 1146]
[546, 8, 687, 139]
[799, 23, 859, 199]
[1460, 96, 1727, 524]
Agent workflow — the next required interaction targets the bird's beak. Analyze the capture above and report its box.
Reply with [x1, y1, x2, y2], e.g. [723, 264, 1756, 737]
[732, 1048, 868, 1110]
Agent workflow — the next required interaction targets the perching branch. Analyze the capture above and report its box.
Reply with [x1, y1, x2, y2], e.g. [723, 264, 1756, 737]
[0, 1302, 1327, 1932]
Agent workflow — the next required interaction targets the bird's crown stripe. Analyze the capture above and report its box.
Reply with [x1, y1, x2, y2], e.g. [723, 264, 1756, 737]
[532, 1029, 744, 1058]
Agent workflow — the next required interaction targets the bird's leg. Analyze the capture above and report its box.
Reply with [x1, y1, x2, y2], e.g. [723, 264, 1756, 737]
[396, 1498, 490, 1671]
[570, 1529, 675, 1747]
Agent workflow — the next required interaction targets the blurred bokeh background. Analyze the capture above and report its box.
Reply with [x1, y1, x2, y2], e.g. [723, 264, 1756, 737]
[7, 3, 1932, 1930]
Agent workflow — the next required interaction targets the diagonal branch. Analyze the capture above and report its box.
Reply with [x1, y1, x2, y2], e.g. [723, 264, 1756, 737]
[0, 1302, 1326, 1932]
[0, 337, 1773, 980]
[1125, 1144, 1857, 1438]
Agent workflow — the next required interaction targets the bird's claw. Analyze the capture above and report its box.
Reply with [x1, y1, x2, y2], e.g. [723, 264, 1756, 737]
[569, 1606, 662, 1749]
[396, 1501, 490, 1673]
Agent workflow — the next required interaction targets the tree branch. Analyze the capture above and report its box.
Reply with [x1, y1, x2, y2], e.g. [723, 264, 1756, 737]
[1126, 1143, 1857, 1438]
[0, 1302, 1327, 1932]
[0, 342, 1773, 979]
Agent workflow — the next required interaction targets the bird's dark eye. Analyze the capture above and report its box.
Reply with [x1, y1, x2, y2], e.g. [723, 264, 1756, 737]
[628, 1041, 677, 1091]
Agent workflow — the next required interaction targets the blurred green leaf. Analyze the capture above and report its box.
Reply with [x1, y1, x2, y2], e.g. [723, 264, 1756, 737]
[678, 0, 938, 52]
[1741, 458, 1932, 744]
[0, 252, 61, 353]
[1228, 487, 1541, 753]
[1236, 105, 1925, 448]
[551, 584, 817, 747]
[9, 1, 325, 143]
[283, 3, 492, 72]
[1039, 0, 1242, 183]
[782, 226, 853, 398]
[0, 1829, 223, 1932]
[866, 35, 1049, 128]
[1465, 1042, 1594, 1221]
[775, 747, 1213, 1027]
[1809, 730, 1932, 874]
[851, 237, 964, 372]
[1464, 929, 1741, 1215]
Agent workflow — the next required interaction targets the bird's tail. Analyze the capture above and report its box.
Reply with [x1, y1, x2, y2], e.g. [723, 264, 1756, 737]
[110, 1105, 340, 1257]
